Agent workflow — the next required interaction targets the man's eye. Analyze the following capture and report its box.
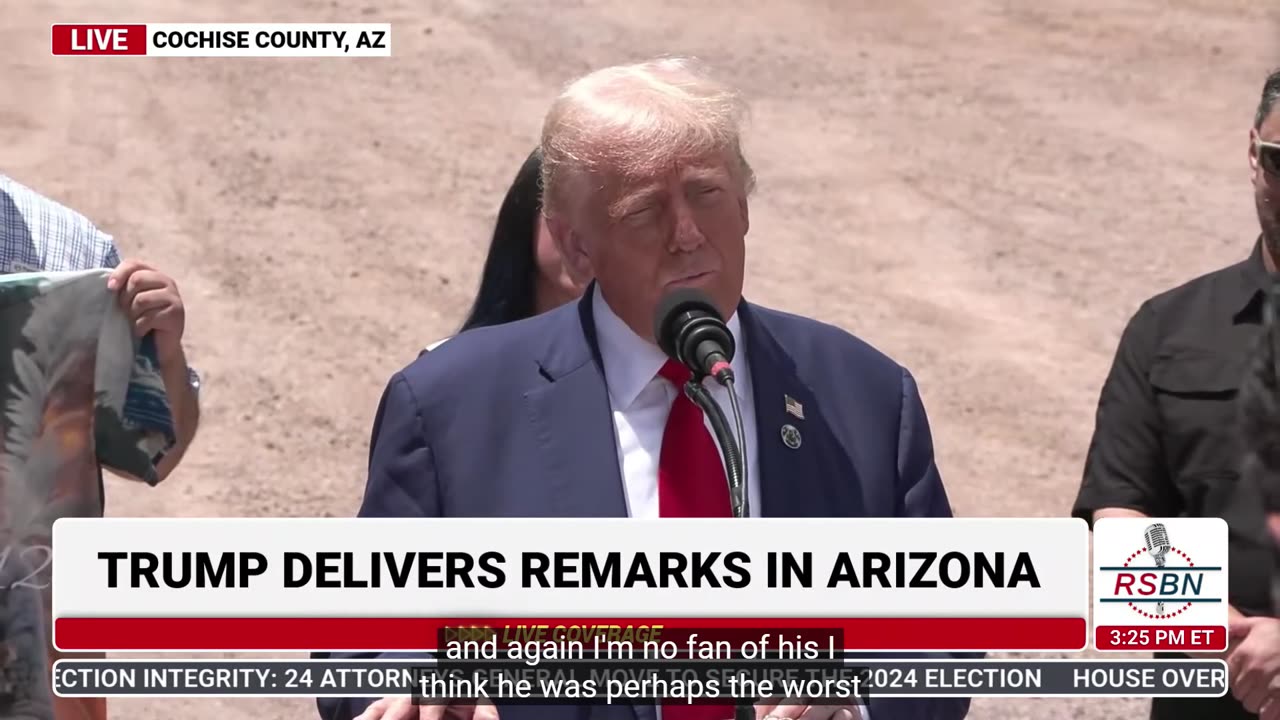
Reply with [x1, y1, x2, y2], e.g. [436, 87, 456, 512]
[1263, 148, 1280, 176]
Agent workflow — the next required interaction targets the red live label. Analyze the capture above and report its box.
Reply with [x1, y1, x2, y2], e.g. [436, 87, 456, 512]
[51, 25, 147, 55]
[1096, 625, 1226, 651]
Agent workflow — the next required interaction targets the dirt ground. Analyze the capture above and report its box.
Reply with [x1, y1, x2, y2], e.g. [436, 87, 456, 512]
[5, 1, 1278, 718]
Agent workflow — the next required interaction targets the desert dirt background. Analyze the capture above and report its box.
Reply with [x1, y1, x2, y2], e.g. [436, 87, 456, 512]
[5, 0, 1279, 718]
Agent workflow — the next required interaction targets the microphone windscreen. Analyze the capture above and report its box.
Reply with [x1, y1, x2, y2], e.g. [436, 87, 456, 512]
[1144, 524, 1169, 552]
[653, 288, 721, 359]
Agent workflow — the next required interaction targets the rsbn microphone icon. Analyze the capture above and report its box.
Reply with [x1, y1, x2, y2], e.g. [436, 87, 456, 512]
[1144, 523, 1171, 614]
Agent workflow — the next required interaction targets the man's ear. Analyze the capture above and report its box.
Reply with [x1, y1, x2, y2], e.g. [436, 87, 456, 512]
[738, 195, 750, 235]
[546, 212, 593, 285]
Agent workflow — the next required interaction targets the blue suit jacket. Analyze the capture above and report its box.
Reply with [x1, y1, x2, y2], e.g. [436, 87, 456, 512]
[317, 289, 973, 720]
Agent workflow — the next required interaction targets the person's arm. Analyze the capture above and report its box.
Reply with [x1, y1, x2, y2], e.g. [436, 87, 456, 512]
[317, 372, 440, 720]
[1074, 302, 1177, 521]
[1224, 613, 1280, 715]
[896, 368, 953, 520]
[356, 372, 440, 519]
[855, 368, 969, 720]
[93, 238, 200, 483]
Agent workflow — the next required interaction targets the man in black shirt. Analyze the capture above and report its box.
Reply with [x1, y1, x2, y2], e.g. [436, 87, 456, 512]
[1238, 282, 1280, 720]
[1072, 69, 1280, 720]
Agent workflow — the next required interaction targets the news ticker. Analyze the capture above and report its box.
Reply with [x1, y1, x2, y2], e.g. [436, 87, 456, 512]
[52, 659, 1227, 701]
[50, 23, 391, 57]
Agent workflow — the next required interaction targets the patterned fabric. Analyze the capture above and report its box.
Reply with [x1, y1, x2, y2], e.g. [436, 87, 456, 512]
[0, 268, 175, 544]
[0, 270, 174, 720]
[0, 175, 120, 274]
[0, 557, 52, 719]
[0, 176, 184, 720]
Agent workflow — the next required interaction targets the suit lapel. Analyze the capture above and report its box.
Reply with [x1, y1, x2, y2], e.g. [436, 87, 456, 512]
[739, 302, 866, 518]
[522, 286, 629, 518]
[522, 287, 645, 720]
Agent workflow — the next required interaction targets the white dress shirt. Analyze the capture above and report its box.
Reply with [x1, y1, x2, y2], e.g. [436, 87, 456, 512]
[592, 287, 870, 720]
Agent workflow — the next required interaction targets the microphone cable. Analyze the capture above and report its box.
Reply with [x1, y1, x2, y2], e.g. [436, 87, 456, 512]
[722, 375, 750, 520]
[683, 380, 747, 519]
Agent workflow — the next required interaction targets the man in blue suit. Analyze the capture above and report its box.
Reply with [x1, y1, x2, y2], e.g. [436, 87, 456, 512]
[322, 57, 971, 720]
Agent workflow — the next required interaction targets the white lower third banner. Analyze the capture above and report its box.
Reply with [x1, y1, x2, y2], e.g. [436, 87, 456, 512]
[50, 517, 1091, 652]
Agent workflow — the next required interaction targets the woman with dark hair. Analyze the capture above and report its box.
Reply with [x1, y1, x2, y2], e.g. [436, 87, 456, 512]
[428, 148, 582, 351]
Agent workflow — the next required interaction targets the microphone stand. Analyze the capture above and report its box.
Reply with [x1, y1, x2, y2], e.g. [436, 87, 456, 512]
[683, 378, 748, 519]
[683, 376, 752, 720]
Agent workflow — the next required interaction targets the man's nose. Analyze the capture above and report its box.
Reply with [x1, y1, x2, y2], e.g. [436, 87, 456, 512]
[668, 198, 706, 253]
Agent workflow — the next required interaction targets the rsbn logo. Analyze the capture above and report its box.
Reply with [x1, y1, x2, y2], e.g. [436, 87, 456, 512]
[1099, 523, 1224, 619]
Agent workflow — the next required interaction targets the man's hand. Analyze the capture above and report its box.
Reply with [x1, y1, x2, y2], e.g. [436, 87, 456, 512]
[754, 700, 859, 719]
[1227, 616, 1280, 713]
[103, 258, 200, 482]
[107, 259, 185, 363]
[354, 697, 499, 720]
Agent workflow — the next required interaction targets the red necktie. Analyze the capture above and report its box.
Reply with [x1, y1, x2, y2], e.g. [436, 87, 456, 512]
[657, 360, 733, 519]
[656, 360, 735, 720]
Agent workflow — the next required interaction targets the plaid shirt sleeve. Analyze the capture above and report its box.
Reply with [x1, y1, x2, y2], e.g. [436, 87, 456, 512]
[96, 227, 122, 269]
[1, 174, 118, 272]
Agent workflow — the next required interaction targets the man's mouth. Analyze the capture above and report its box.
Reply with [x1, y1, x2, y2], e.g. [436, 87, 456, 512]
[667, 271, 714, 287]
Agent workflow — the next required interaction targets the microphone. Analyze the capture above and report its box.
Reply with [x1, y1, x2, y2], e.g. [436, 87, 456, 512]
[653, 289, 752, 720]
[654, 288, 736, 385]
[652, 289, 748, 518]
[1144, 523, 1171, 614]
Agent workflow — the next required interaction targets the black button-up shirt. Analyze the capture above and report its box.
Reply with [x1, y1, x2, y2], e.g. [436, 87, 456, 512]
[1072, 240, 1277, 719]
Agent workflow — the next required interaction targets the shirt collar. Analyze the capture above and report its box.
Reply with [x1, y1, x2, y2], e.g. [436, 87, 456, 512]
[1234, 237, 1276, 323]
[592, 283, 746, 410]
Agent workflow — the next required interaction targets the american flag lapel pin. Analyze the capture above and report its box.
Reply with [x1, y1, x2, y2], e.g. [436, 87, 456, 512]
[784, 394, 804, 420]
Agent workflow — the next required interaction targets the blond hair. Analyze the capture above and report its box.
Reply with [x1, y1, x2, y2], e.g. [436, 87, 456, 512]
[539, 56, 755, 216]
